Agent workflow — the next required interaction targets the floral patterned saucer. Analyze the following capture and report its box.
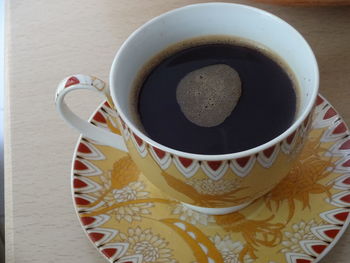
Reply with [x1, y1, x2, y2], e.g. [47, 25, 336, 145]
[72, 95, 350, 263]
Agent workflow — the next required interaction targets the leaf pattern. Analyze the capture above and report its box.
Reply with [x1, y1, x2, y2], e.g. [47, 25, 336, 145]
[265, 136, 335, 222]
[161, 218, 224, 262]
[161, 171, 249, 207]
[71, 97, 350, 263]
[215, 212, 284, 260]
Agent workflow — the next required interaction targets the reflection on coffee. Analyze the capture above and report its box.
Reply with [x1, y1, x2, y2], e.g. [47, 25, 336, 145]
[131, 36, 298, 155]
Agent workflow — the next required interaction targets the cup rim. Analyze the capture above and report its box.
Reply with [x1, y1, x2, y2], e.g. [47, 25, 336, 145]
[110, 2, 319, 161]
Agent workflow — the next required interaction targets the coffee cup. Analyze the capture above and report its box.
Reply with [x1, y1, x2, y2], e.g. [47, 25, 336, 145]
[55, 3, 319, 215]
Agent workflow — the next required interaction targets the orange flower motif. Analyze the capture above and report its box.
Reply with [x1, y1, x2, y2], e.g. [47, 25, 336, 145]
[215, 212, 284, 261]
[161, 171, 248, 207]
[299, 134, 328, 160]
[265, 135, 335, 222]
[111, 156, 140, 189]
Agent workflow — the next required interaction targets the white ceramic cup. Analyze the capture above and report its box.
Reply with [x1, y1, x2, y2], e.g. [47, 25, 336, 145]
[55, 3, 319, 215]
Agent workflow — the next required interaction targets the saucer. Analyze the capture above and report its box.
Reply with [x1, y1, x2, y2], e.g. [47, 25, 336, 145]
[72, 95, 350, 263]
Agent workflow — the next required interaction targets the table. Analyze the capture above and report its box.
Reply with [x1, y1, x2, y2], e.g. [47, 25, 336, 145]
[5, 0, 350, 262]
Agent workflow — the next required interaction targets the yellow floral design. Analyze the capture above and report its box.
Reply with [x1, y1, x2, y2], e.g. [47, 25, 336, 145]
[215, 212, 284, 261]
[160, 218, 224, 262]
[119, 227, 177, 263]
[172, 204, 215, 226]
[75, 98, 350, 263]
[186, 178, 242, 195]
[111, 181, 153, 222]
[95, 155, 140, 202]
[92, 156, 153, 222]
[281, 220, 322, 254]
[110, 156, 140, 189]
[210, 234, 254, 263]
[265, 136, 335, 222]
[161, 171, 248, 207]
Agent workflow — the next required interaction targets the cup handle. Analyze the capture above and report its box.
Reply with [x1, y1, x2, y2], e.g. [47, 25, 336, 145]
[55, 74, 128, 152]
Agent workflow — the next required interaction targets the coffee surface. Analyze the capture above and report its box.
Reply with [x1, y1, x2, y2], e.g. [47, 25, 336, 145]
[136, 42, 297, 154]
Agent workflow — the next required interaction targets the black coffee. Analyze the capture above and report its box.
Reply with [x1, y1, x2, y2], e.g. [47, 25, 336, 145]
[133, 38, 297, 154]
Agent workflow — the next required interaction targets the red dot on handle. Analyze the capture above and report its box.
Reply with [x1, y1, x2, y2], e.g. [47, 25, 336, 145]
[65, 76, 80, 88]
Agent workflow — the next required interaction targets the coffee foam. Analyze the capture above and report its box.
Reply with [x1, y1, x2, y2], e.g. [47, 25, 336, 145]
[176, 64, 241, 127]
